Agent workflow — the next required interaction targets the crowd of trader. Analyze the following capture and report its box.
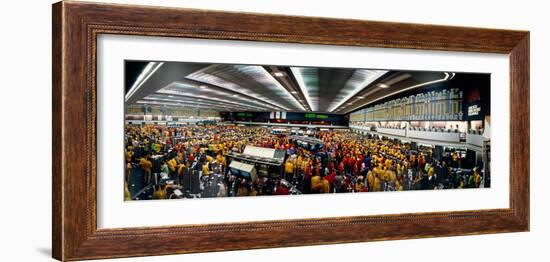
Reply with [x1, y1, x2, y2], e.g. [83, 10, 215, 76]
[124, 124, 485, 200]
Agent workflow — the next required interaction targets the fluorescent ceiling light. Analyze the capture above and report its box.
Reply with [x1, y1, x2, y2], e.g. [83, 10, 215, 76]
[290, 67, 317, 111]
[163, 82, 277, 111]
[136, 100, 226, 111]
[377, 83, 389, 88]
[245, 66, 306, 111]
[233, 65, 305, 111]
[274, 72, 285, 77]
[185, 65, 294, 111]
[140, 96, 249, 111]
[328, 69, 387, 112]
[125, 62, 164, 101]
[157, 84, 270, 111]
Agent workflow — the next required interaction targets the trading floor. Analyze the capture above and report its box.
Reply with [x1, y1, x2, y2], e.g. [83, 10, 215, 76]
[125, 124, 487, 201]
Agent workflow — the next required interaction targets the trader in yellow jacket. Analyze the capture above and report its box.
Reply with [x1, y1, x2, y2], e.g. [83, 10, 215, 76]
[124, 182, 132, 201]
[139, 156, 152, 185]
[167, 158, 177, 173]
[202, 162, 210, 176]
[216, 153, 226, 166]
[372, 174, 382, 192]
[153, 185, 166, 200]
[296, 155, 303, 171]
[473, 168, 482, 188]
[310, 174, 330, 193]
[125, 148, 133, 162]
[284, 159, 294, 180]
[367, 170, 375, 191]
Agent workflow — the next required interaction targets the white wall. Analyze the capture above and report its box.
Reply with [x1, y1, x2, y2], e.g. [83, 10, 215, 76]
[377, 127, 408, 137]
[407, 129, 460, 142]
[0, 0, 546, 261]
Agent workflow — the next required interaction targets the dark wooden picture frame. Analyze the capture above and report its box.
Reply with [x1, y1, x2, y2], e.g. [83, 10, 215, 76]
[52, 1, 529, 261]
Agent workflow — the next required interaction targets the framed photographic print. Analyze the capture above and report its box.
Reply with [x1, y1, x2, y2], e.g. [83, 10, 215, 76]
[52, 1, 529, 261]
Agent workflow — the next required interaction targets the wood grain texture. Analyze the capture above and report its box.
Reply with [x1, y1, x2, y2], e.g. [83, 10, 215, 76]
[52, 1, 530, 261]
[52, 2, 63, 260]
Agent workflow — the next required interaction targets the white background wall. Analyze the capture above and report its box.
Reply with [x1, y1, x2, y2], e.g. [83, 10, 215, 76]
[0, 0, 546, 261]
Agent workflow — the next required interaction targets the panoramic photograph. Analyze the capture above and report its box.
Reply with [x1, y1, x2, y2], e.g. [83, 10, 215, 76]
[123, 61, 491, 201]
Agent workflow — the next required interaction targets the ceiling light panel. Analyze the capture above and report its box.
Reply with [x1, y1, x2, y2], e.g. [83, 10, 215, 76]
[135, 100, 228, 111]
[125, 62, 164, 102]
[155, 90, 263, 111]
[138, 95, 246, 111]
[142, 95, 253, 111]
[290, 67, 319, 111]
[140, 100, 235, 112]
[185, 65, 297, 111]
[273, 72, 285, 77]
[146, 95, 252, 110]
[234, 65, 306, 111]
[328, 69, 387, 112]
[158, 82, 276, 111]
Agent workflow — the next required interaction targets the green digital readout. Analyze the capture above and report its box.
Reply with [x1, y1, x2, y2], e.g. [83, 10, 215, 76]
[305, 113, 328, 119]
[236, 112, 253, 117]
